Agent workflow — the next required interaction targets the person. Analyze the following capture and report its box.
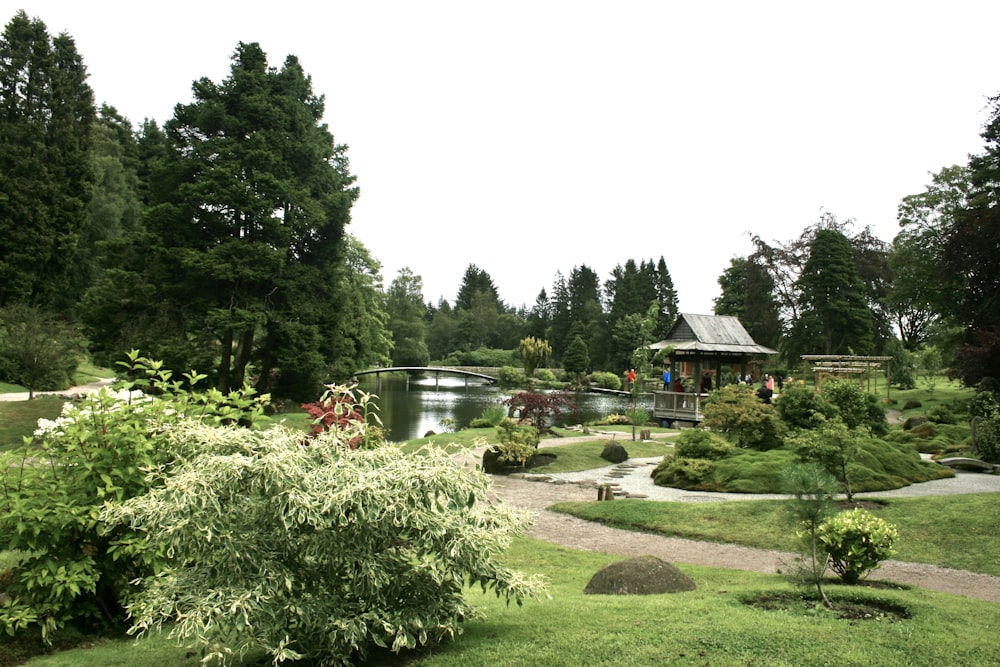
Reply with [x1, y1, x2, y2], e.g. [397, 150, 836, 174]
[757, 379, 773, 404]
[626, 368, 636, 390]
[701, 373, 713, 394]
[672, 377, 684, 393]
[662, 367, 671, 390]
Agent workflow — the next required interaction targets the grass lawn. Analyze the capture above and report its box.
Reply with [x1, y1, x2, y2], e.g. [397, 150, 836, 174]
[11, 538, 1000, 667]
[0, 397, 66, 451]
[551, 492, 1000, 575]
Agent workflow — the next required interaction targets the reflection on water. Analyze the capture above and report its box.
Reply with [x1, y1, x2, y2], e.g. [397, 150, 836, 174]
[357, 373, 653, 442]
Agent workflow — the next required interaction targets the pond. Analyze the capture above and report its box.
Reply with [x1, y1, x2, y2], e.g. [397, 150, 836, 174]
[356, 373, 653, 441]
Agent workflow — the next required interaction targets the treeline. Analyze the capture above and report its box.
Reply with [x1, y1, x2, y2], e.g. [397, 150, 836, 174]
[2, 10, 999, 402]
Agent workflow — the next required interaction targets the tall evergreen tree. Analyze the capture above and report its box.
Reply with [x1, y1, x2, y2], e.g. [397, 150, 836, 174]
[454, 264, 502, 311]
[786, 229, 873, 360]
[82, 42, 361, 396]
[714, 256, 781, 349]
[385, 267, 429, 366]
[0, 11, 95, 308]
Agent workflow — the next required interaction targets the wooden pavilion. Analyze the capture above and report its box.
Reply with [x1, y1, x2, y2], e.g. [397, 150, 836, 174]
[649, 313, 777, 425]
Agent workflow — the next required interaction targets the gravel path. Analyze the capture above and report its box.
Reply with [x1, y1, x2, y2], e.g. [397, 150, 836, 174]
[473, 436, 1000, 603]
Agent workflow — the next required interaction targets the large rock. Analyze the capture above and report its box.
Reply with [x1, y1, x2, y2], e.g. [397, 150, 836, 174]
[584, 555, 697, 595]
[600, 441, 629, 464]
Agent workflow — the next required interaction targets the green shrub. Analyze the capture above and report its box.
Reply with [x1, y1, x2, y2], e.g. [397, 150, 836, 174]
[589, 371, 621, 391]
[535, 368, 557, 383]
[702, 384, 785, 450]
[926, 404, 958, 425]
[973, 415, 1000, 462]
[471, 402, 508, 428]
[820, 379, 888, 436]
[775, 382, 836, 430]
[496, 366, 524, 387]
[817, 508, 898, 584]
[454, 347, 516, 367]
[492, 420, 541, 466]
[103, 421, 546, 666]
[787, 420, 863, 502]
[0, 352, 269, 642]
[627, 406, 650, 427]
[673, 429, 733, 460]
[650, 456, 717, 488]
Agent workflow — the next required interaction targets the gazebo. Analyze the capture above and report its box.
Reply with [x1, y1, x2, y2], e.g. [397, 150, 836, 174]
[649, 313, 777, 425]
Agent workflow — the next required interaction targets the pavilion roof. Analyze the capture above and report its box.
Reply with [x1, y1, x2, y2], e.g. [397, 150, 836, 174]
[649, 313, 777, 356]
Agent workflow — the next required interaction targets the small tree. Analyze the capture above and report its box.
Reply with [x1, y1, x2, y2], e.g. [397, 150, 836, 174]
[787, 420, 862, 502]
[0, 304, 85, 398]
[781, 463, 839, 608]
[562, 335, 590, 385]
[820, 378, 888, 436]
[517, 336, 552, 383]
[504, 390, 577, 432]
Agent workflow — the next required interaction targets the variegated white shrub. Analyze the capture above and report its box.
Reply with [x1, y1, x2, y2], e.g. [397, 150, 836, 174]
[103, 420, 546, 666]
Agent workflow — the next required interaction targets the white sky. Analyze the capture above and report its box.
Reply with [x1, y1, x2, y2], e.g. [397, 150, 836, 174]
[13, 1, 999, 313]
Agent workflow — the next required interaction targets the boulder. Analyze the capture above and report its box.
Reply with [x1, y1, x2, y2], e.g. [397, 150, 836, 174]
[584, 555, 696, 595]
[600, 441, 629, 464]
[903, 415, 929, 430]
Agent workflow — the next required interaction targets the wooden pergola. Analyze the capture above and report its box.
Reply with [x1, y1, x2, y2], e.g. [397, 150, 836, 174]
[800, 354, 894, 400]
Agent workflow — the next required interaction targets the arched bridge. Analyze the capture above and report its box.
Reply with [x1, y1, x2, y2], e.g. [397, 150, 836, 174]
[355, 366, 497, 388]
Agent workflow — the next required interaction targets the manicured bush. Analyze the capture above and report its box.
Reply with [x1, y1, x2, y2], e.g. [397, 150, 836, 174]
[535, 368, 557, 383]
[820, 379, 888, 436]
[589, 371, 621, 391]
[775, 382, 836, 430]
[496, 366, 524, 387]
[651, 456, 717, 488]
[702, 384, 785, 450]
[673, 429, 733, 460]
[104, 421, 546, 666]
[817, 508, 898, 584]
[491, 419, 541, 467]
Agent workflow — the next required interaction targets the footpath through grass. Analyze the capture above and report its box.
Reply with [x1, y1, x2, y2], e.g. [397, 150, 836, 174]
[551, 492, 1000, 576]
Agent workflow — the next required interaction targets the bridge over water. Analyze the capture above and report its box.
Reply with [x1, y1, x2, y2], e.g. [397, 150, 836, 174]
[355, 366, 498, 389]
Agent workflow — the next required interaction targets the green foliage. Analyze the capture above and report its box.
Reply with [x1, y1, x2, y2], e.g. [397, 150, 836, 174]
[300, 384, 385, 448]
[534, 368, 558, 385]
[818, 508, 898, 584]
[0, 305, 85, 396]
[0, 353, 268, 642]
[517, 336, 552, 380]
[626, 406, 649, 427]
[781, 463, 840, 606]
[673, 429, 733, 460]
[788, 420, 863, 501]
[774, 381, 836, 430]
[103, 421, 546, 666]
[495, 365, 524, 388]
[925, 404, 958, 424]
[491, 420, 541, 467]
[562, 334, 590, 383]
[471, 402, 508, 428]
[702, 383, 785, 450]
[651, 456, 717, 488]
[451, 347, 516, 367]
[973, 415, 1000, 462]
[588, 371, 621, 391]
[820, 378, 888, 435]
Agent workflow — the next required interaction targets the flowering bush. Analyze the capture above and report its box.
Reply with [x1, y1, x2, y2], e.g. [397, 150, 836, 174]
[0, 351, 268, 641]
[817, 508, 898, 584]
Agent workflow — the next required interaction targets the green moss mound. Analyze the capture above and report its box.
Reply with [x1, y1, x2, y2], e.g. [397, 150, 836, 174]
[584, 555, 696, 595]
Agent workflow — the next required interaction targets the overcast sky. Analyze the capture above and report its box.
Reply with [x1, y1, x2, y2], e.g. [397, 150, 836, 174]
[14, 1, 1000, 313]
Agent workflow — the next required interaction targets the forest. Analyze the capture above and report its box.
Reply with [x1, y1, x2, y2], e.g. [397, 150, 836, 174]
[2, 9, 999, 402]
